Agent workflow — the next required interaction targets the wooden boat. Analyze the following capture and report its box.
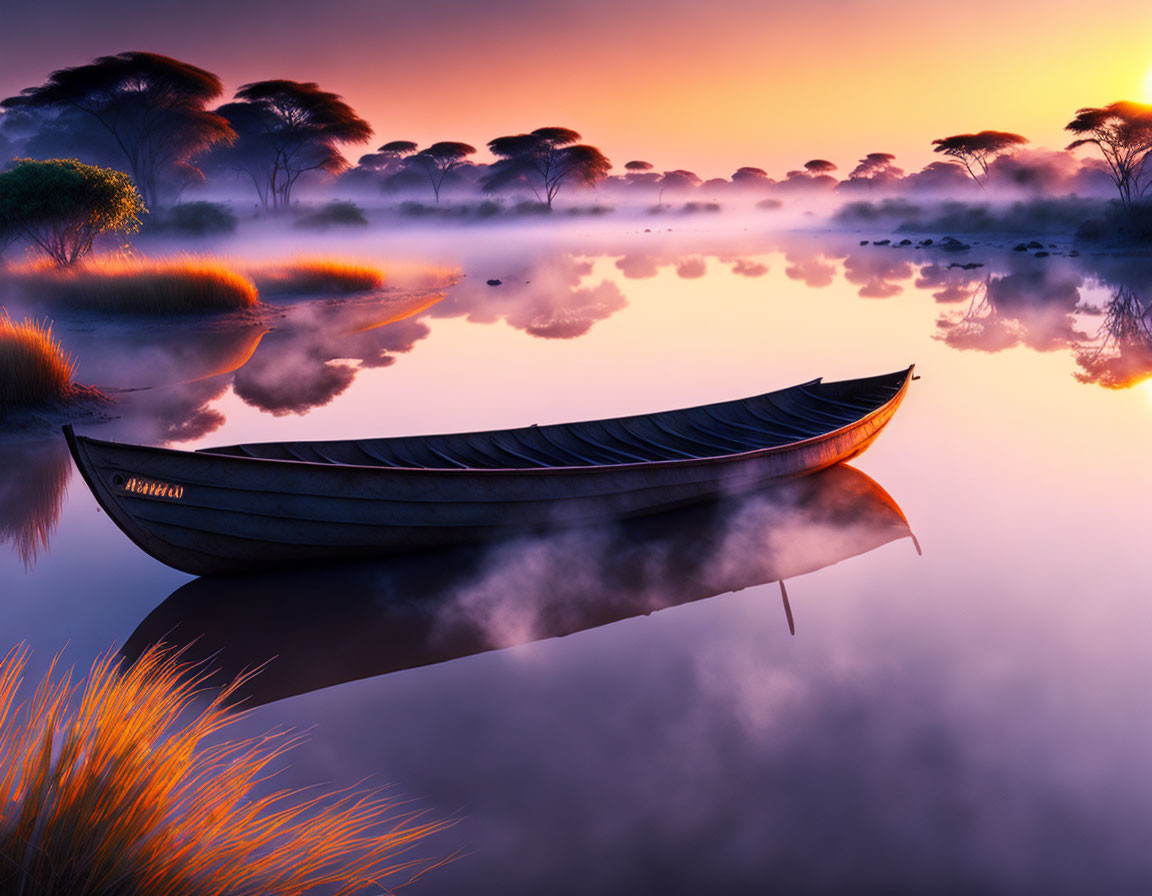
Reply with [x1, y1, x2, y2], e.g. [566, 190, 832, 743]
[64, 366, 914, 576]
[121, 464, 916, 707]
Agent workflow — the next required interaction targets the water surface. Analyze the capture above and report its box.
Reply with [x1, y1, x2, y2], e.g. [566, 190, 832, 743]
[3, 226, 1152, 893]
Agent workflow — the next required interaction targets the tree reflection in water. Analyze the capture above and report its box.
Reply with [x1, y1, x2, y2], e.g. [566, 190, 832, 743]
[1074, 285, 1152, 388]
[934, 269, 1086, 355]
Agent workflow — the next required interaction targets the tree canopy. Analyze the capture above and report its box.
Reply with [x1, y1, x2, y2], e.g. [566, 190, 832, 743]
[804, 159, 837, 175]
[1, 52, 234, 210]
[731, 166, 771, 185]
[378, 140, 418, 156]
[214, 80, 372, 208]
[0, 158, 145, 266]
[931, 131, 1028, 187]
[483, 127, 610, 207]
[411, 142, 477, 202]
[1065, 102, 1152, 207]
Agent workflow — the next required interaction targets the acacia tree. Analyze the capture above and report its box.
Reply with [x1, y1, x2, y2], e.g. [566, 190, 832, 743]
[804, 159, 837, 176]
[622, 160, 659, 188]
[0, 159, 145, 266]
[1, 52, 234, 210]
[355, 141, 418, 174]
[483, 127, 610, 207]
[731, 166, 771, 187]
[931, 131, 1028, 188]
[411, 142, 476, 202]
[216, 80, 372, 208]
[845, 152, 904, 188]
[379, 140, 418, 157]
[659, 170, 702, 191]
[1065, 102, 1152, 207]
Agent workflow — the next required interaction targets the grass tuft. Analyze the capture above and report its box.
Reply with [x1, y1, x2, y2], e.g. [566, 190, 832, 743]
[16, 257, 260, 315]
[0, 643, 451, 896]
[0, 312, 77, 406]
[250, 258, 387, 296]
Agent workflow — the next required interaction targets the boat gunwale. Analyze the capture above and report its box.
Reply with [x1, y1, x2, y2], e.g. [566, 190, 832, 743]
[67, 366, 914, 478]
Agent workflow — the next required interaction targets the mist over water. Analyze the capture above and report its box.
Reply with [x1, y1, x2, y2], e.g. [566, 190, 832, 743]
[3, 217, 1152, 893]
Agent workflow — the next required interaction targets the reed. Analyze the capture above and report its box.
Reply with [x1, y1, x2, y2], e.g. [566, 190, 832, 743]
[16, 257, 259, 315]
[250, 258, 387, 296]
[0, 644, 450, 895]
[0, 313, 77, 406]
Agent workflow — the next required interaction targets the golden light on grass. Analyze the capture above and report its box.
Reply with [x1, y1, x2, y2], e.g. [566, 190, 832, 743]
[0, 644, 452, 895]
[0, 312, 77, 406]
[15, 257, 260, 315]
[249, 258, 388, 296]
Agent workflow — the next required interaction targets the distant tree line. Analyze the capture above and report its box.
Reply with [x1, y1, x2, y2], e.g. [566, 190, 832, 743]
[2, 50, 1152, 216]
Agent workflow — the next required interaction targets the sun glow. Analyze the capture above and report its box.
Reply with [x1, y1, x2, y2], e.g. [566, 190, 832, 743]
[1143, 66, 1152, 102]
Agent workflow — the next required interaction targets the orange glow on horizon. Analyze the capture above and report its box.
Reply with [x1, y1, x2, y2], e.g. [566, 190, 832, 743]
[6, 0, 1152, 179]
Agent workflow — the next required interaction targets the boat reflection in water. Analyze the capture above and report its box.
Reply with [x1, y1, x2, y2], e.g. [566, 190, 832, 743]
[122, 464, 916, 708]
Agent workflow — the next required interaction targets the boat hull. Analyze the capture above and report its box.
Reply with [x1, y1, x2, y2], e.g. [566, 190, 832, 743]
[65, 368, 913, 575]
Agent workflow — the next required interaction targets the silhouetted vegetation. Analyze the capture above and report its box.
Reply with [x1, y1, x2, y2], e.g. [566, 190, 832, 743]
[931, 131, 1029, 188]
[1065, 102, 1152, 208]
[0, 159, 145, 266]
[213, 80, 372, 208]
[1, 52, 234, 210]
[410, 141, 477, 202]
[293, 199, 369, 229]
[1075, 203, 1152, 245]
[834, 196, 1109, 236]
[5, 50, 1152, 243]
[483, 127, 611, 207]
[843, 153, 904, 190]
[154, 201, 237, 236]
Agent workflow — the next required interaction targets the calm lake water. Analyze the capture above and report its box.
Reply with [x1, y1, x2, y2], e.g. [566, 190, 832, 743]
[4, 223, 1152, 893]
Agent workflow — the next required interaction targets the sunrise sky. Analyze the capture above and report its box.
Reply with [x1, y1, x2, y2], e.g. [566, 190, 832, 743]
[4, 0, 1152, 179]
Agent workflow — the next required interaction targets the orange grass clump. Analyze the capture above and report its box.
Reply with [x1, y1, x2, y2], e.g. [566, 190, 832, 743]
[250, 258, 387, 296]
[0, 644, 451, 896]
[16, 257, 259, 315]
[0, 313, 77, 406]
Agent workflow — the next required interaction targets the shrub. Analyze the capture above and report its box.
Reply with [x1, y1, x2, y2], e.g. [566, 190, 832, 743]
[398, 201, 435, 217]
[15, 257, 259, 315]
[157, 201, 238, 236]
[293, 200, 369, 230]
[0, 313, 76, 406]
[250, 258, 386, 295]
[0, 159, 145, 266]
[0, 644, 450, 895]
[513, 201, 552, 215]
